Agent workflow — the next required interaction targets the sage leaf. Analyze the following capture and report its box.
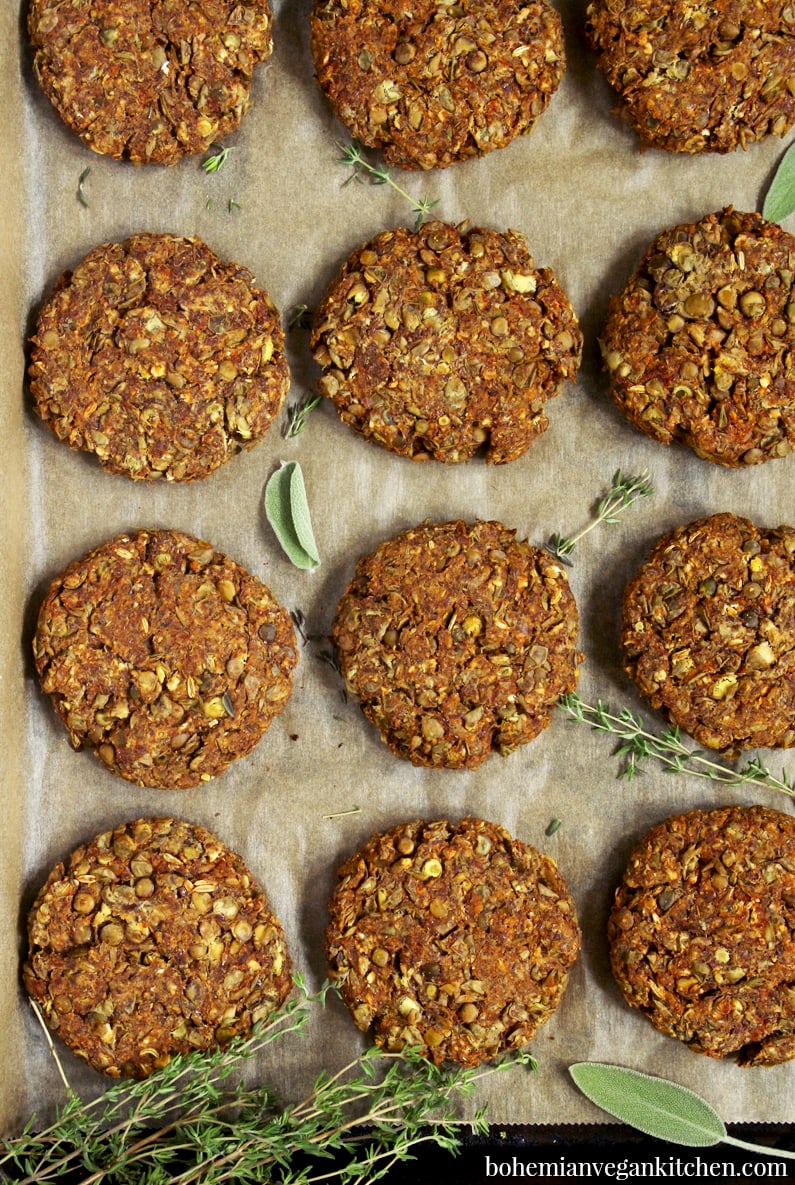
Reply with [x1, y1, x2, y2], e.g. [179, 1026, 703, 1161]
[265, 461, 320, 570]
[569, 1064, 724, 1147]
[570, 1063, 795, 1162]
[763, 140, 795, 223]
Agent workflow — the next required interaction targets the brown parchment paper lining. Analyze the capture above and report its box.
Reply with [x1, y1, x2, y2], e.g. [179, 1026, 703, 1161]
[6, 0, 795, 1133]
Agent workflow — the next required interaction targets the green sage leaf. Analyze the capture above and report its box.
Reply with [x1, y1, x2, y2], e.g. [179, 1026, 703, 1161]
[569, 1063, 725, 1147]
[265, 461, 320, 570]
[763, 140, 795, 223]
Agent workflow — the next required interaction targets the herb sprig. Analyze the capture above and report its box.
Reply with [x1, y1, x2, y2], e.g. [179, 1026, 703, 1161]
[548, 469, 653, 562]
[202, 145, 234, 173]
[561, 692, 795, 799]
[571, 1063, 795, 1162]
[338, 141, 439, 231]
[3, 979, 535, 1185]
[283, 392, 323, 438]
[762, 139, 795, 224]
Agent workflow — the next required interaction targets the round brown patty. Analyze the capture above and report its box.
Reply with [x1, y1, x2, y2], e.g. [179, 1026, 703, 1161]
[28, 0, 274, 165]
[331, 519, 581, 769]
[609, 804, 795, 1066]
[326, 816, 580, 1066]
[601, 208, 795, 468]
[586, 1, 795, 154]
[29, 233, 289, 483]
[24, 817, 292, 1078]
[310, 221, 581, 465]
[309, 0, 565, 170]
[33, 529, 297, 789]
[621, 512, 795, 755]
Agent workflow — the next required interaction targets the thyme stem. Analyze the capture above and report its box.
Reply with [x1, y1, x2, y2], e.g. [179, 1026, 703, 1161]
[2, 979, 533, 1185]
[337, 141, 439, 230]
[560, 692, 795, 798]
[549, 469, 653, 561]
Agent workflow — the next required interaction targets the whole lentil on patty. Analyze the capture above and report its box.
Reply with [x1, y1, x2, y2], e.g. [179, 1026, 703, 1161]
[601, 208, 795, 467]
[586, 0, 795, 154]
[609, 805, 795, 1066]
[29, 233, 289, 483]
[310, 220, 582, 464]
[331, 519, 581, 769]
[621, 512, 795, 755]
[309, 0, 566, 170]
[24, 817, 292, 1078]
[33, 529, 297, 789]
[326, 816, 581, 1066]
[28, 0, 274, 165]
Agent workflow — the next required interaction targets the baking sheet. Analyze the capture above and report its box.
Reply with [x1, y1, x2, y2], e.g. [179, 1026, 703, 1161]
[5, 0, 795, 1136]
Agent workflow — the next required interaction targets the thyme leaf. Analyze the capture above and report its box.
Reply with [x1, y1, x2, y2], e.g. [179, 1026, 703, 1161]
[560, 692, 795, 799]
[338, 140, 439, 231]
[77, 167, 91, 208]
[548, 469, 653, 562]
[570, 1063, 795, 1161]
[762, 139, 795, 224]
[2, 979, 535, 1185]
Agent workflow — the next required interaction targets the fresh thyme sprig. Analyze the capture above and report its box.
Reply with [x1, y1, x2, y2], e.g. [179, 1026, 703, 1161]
[560, 692, 795, 799]
[202, 145, 234, 173]
[548, 469, 653, 562]
[338, 141, 439, 231]
[288, 304, 312, 331]
[2, 977, 534, 1185]
[283, 392, 323, 438]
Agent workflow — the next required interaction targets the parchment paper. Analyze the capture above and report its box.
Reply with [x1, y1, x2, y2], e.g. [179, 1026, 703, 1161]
[5, 0, 795, 1136]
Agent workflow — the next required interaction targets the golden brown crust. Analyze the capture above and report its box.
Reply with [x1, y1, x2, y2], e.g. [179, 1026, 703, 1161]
[310, 0, 565, 170]
[29, 233, 289, 483]
[332, 519, 581, 769]
[609, 805, 795, 1066]
[601, 209, 795, 467]
[33, 529, 297, 789]
[326, 816, 580, 1066]
[28, 0, 274, 165]
[310, 221, 582, 464]
[24, 818, 292, 1078]
[586, 0, 795, 154]
[621, 512, 795, 754]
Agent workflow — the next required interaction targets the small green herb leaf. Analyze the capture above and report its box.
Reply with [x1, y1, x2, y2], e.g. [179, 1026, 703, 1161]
[763, 140, 795, 223]
[265, 460, 320, 570]
[569, 1064, 725, 1147]
[77, 167, 91, 208]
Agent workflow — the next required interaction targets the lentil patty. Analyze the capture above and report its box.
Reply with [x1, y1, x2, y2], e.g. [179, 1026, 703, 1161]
[29, 233, 289, 483]
[601, 208, 795, 467]
[621, 512, 795, 754]
[586, 0, 795, 154]
[309, 0, 565, 170]
[310, 220, 581, 464]
[33, 529, 297, 789]
[331, 519, 581, 769]
[326, 816, 581, 1066]
[28, 0, 274, 165]
[609, 805, 795, 1066]
[24, 817, 292, 1078]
